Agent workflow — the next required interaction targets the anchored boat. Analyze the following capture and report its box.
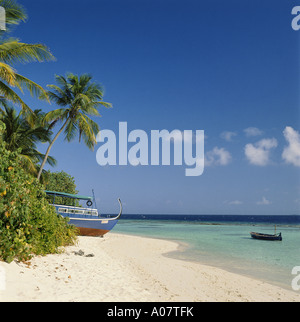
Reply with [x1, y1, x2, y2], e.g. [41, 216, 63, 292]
[250, 232, 282, 241]
[250, 224, 282, 241]
[45, 190, 122, 236]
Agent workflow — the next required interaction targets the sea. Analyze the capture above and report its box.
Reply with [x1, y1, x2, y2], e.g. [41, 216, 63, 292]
[111, 214, 300, 292]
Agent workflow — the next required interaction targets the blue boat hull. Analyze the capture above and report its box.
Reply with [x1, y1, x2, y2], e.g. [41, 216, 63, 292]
[67, 216, 119, 236]
[51, 199, 122, 236]
[46, 191, 122, 237]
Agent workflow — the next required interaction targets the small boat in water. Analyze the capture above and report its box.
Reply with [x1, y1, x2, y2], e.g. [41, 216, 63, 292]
[250, 232, 282, 241]
[45, 190, 122, 236]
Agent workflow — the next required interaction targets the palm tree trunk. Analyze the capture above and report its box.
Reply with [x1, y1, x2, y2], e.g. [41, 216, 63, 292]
[37, 118, 70, 181]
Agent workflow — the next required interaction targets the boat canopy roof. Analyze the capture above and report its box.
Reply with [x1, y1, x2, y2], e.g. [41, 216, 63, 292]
[45, 190, 92, 201]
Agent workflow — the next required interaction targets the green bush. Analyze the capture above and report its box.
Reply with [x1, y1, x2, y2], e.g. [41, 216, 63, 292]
[44, 170, 79, 206]
[0, 122, 78, 263]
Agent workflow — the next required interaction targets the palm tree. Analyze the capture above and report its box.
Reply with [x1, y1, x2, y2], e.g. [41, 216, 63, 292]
[0, 0, 55, 114]
[0, 105, 56, 174]
[37, 73, 112, 181]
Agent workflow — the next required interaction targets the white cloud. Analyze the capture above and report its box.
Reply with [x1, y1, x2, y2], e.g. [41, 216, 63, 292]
[244, 127, 263, 137]
[256, 196, 271, 205]
[220, 131, 237, 142]
[228, 200, 243, 205]
[244, 138, 277, 166]
[205, 147, 232, 166]
[282, 126, 300, 167]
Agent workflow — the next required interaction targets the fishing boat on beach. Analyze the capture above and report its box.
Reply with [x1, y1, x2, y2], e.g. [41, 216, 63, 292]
[45, 190, 122, 236]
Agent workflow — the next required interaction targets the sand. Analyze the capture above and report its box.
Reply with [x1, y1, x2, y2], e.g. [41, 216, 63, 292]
[1, 233, 300, 302]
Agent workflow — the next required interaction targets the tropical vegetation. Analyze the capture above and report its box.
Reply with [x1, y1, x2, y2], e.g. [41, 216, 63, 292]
[0, 0, 54, 114]
[44, 170, 79, 206]
[0, 1, 111, 262]
[0, 121, 78, 263]
[0, 105, 56, 175]
[37, 73, 111, 180]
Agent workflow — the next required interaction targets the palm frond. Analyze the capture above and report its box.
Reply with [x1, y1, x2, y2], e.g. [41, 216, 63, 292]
[0, 79, 32, 112]
[0, 104, 56, 173]
[18, 153, 37, 174]
[81, 104, 101, 117]
[46, 84, 71, 105]
[0, 61, 17, 86]
[53, 75, 72, 98]
[34, 151, 56, 167]
[0, 39, 55, 64]
[64, 119, 78, 142]
[76, 113, 99, 150]
[0, 0, 27, 26]
[0, 96, 9, 112]
[15, 73, 49, 101]
[43, 107, 69, 123]
[97, 101, 112, 108]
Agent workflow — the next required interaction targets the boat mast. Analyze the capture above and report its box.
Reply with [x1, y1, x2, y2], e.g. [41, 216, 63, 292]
[92, 189, 97, 210]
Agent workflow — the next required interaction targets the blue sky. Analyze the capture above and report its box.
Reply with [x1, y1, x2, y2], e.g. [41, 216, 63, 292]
[11, 0, 300, 214]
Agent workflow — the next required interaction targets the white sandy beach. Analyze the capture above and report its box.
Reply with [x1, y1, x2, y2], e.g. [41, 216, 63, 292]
[1, 233, 300, 302]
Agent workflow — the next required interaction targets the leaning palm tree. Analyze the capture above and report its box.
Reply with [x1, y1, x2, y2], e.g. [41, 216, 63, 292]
[37, 73, 112, 181]
[0, 0, 55, 114]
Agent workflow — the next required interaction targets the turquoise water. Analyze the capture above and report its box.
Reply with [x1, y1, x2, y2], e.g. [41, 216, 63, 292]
[113, 219, 300, 291]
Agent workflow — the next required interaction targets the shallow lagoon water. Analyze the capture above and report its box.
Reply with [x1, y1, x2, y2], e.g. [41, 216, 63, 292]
[113, 218, 300, 291]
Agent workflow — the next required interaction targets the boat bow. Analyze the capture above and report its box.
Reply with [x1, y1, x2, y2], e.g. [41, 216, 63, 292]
[106, 198, 122, 221]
